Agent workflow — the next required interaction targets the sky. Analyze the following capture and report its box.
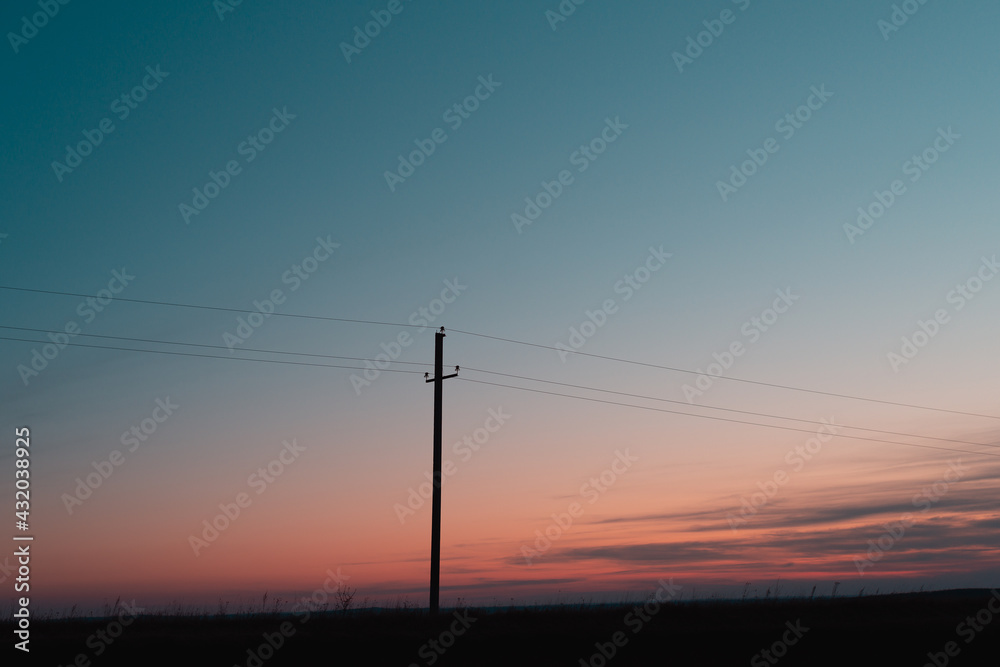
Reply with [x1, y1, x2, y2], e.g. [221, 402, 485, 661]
[2, 0, 1000, 612]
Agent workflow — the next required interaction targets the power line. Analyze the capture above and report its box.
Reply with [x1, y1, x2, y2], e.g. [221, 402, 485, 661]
[0, 325, 434, 368]
[8, 319, 989, 450]
[6, 283, 995, 422]
[457, 377, 1000, 459]
[448, 329, 1000, 421]
[461, 367, 1000, 450]
[0, 335, 425, 374]
[0, 285, 422, 330]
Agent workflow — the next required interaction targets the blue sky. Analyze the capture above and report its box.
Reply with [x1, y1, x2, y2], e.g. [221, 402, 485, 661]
[2, 0, 1000, 609]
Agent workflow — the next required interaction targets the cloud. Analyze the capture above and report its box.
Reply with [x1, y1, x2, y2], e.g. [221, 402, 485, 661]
[527, 458, 1000, 579]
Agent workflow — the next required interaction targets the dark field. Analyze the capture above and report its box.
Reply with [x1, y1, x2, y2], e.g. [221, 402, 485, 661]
[8, 589, 1000, 666]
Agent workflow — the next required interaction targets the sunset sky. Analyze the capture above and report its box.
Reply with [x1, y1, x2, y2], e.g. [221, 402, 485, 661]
[2, 0, 1000, 612]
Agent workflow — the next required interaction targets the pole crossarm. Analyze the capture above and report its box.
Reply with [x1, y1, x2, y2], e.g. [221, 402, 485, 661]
[424, 367, 460, 382]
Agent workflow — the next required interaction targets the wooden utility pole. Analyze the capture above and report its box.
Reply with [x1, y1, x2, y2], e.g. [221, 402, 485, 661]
[425, 327, 458, 617]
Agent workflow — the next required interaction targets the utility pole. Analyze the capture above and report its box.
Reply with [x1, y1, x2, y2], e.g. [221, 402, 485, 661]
[425, 327, 458, 617]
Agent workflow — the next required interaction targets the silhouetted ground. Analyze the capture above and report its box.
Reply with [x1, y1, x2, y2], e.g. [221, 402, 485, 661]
[6, 589, 999, 666]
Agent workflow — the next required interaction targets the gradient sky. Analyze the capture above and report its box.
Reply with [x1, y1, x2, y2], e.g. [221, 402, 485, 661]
[2, 0, 1000, 611]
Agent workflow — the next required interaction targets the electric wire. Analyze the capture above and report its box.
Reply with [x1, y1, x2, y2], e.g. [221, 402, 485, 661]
[460, 366, 1000, 450]
[3, 282, 994, 421]
[0, 285, 422, 330]
[448, 328, 1000, 420]
[0, 335, 425, 374]
[0, 325, 434, 367]
[456, 377, 1000, 459]
[7, 323, 992, 452]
